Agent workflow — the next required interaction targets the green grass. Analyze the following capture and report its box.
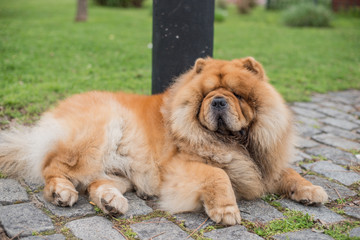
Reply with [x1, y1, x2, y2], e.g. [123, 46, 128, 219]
[214, 7, 360, 102]
[0, 0, 153, 124]
[253, 209, 315, 237]
[1, 0, 360, 124]
[0, 171, 7, 178]
[250, 210, 360, 239]
[324, 221, 360, 240]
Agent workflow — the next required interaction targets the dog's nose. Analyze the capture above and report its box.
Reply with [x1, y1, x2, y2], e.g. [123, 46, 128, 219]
[211, 97, 227, 110]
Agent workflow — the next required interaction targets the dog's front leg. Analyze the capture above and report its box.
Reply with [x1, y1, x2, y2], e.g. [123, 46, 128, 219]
[276, 168, 328, 205]
[160, 155, 241, 225]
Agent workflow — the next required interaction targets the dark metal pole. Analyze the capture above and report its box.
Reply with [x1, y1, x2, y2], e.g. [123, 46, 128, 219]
[266, 0, 271, 9]
[152, 0, 215, 94]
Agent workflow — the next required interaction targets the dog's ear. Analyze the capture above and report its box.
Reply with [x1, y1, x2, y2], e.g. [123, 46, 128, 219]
[240, 57, 268, 81]
[194, 58, 206, 74]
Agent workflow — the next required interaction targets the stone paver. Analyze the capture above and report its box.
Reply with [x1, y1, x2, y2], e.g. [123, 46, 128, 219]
[130, 217, 189, 240]
[295, 124, 322, 138]
[302, 161, 360, 186]
[316, 107, 354, 120]
[121, 192, 153, 218]
[293, 149, 312, 162]
[0, 90, 360, 240]
[295, 115, 321, 127]
[279, 199, 345, 223]
[175, 211, 215, 230]
[66, 216, 125, 240]
[238, 199, 284, 223]
[312, 133, 360, 150]
[291, 106, 326, 119]
[21, 234, 66, 240]
[328, 91, 358, 104]
[204, 225, 263, 240]
[0, 179, 29, 204]
[304, 175, 357, 201]
[343, 206, 360, 219]
[273, 229, 334, 240]
[305, 146, 359, 166]
[319, 101, 355, 113]
[295, 136, 320, 149]
[0, 203, 54, 238]
[322, 125, 360, 141]
[310, 94, 328, 103]
[24, 179, 44, 191]
[350, 227, 360, 237]
[36, 193, 95, 218]
[290, 163, 304, 174]
[293, 102, 319, 109]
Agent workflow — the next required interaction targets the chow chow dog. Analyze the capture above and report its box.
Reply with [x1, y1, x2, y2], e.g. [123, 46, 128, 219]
[0, 57, 328, 225]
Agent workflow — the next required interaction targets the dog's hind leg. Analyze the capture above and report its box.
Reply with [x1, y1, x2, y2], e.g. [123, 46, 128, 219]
[43, 176, 79, 207]
[276, 168, 328, 205]
[88, 176, 132, 215]
[41, 135, 105, 208]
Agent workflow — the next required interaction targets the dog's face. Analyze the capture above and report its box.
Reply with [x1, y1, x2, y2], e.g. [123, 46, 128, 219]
[199, 86, 252, 134]
[166, 57, 272, 145]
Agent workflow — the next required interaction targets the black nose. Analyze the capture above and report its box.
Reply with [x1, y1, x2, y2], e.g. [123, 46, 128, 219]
[211, 97, 227, 110]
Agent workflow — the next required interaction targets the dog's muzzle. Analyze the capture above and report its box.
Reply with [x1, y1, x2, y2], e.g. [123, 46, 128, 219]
[211, 97, 228, 111]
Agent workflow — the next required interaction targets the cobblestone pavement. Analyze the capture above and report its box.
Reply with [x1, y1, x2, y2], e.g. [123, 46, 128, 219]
[0, 90, 359, 240]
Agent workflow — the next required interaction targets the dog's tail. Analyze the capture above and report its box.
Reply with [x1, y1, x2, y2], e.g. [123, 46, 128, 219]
[0, 114, 64, 183]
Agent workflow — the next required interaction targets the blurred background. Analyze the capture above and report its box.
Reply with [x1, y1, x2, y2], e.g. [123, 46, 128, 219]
[0, 0, 359, 126]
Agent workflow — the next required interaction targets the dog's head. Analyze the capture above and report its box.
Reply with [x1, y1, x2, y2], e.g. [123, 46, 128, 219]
[196, 57, 267, 140]
[163, 57, 290, 149]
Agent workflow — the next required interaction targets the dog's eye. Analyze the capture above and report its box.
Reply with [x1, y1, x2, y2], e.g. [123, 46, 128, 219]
[234, 93, 242, 100]
[239, 129, 246, 136]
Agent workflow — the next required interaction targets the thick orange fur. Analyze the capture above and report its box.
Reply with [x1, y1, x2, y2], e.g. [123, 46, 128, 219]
[0, 57, 327, 225]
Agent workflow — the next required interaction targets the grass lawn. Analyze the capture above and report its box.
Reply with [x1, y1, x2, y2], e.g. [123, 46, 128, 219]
[0, 0, 360, 125]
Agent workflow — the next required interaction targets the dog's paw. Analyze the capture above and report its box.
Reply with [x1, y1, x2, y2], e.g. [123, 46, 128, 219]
[206, 204, 241, 225]
[135, 188, 156, 201]
[44, 179, 78, 207]
[95, 187, 128, 216]
[290, 185, 328, 206]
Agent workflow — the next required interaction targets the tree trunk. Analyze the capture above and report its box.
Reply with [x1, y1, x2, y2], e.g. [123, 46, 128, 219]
[75, 0, 87, 22]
